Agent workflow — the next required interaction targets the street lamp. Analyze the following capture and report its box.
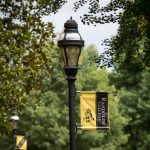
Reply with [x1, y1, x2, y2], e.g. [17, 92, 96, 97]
[11, 111, 20, 150]
[58, 17, 84, 150]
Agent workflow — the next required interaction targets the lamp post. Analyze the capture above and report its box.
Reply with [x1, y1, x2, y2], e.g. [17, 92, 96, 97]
[11, 111, 20, 150]
[58, 17, 84, 150]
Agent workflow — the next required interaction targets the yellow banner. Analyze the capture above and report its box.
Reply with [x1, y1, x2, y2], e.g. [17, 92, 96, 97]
[80, 91, 109, 130]
[80, 91, 96, 130]
[16, 135, 27, 150]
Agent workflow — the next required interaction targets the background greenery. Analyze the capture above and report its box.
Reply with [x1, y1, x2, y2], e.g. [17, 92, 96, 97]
[0, 0, 149, 150]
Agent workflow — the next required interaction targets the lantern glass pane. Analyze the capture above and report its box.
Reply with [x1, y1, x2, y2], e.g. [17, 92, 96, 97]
[66, 46, 80, 66]
[60, 47, 67, 65]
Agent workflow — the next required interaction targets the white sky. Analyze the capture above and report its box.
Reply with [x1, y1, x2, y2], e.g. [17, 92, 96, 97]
[43, 0, 119, 54]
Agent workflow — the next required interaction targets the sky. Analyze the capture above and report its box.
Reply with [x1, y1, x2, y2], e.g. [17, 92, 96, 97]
[43, 0, 119, 54]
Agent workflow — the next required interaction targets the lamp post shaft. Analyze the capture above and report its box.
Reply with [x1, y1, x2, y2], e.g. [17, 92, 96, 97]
[67, 78, 76, 150]
[13, 129, 16, 150]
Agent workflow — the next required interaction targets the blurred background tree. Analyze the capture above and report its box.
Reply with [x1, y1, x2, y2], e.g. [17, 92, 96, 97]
[74, 0, 150, 149]
[0, 0, 66, 137]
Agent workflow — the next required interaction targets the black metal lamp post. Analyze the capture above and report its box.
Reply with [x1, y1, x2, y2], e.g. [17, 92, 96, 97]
[58, 17, 84, 150]
[11, 111, 20, 150]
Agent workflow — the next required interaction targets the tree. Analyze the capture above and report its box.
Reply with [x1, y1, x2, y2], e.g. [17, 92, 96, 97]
[0, 0, 66, 137]
[74, 1, 150, 149]
[111, 69, 150, 150]
[73, 0, 150, 69]
[19, 46, 69, 150]
[0, 46, 69, 150]
[0, 45, 128, 150]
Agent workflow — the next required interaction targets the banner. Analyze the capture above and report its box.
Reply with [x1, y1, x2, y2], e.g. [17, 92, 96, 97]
[80, 91, 109, 130]
[16, 135, 27, 150]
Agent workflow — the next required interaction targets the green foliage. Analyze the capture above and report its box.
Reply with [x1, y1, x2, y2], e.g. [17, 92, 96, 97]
[74, 0, 126, 25]
[74, 1, 150, 149]
[113, 69, 150, 150]
[21, 90, 69, 150]
[74, 0, 150, 25]
[74, 0, 150, 70]
[0, 0, 66, 137]
[0, 46, 69, 150]
[92, 1, 150, 148]
[19, 46, 69, 150]
[100, 12, 150, 70]
[105, 1, 150, 149]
